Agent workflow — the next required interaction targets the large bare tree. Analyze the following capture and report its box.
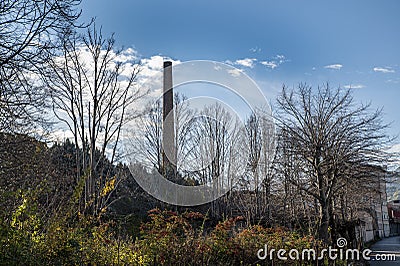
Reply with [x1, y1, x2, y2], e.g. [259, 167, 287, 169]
[275, 84, 392, 243]
[42, 25, 146, 215]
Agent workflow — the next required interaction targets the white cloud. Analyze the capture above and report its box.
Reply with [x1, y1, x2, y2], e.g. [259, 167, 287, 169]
[344, 84, 365, 89]
[373, 67, 395, 73]
[388, 144, 400, 168]
[260, 54, 288, 69]
[274, 54, 286, 63]
[228, 54, 288, 70]
[324, 64, 343, 70]
[114, 47, 138, 63]
[391, 143, 400, 153]
[235, 58, 257, 68]
[213, 63, 222, 71]
[48, 48, 182, 142]
[138, 55, 181, 85]
[227, 69, 242, 77]
[48, 128, 75, 142]
[261, 61, 278, 69]
[134, 55, 182, 106]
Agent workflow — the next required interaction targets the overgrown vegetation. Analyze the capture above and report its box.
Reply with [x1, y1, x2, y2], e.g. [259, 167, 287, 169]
[1, 199, 329, 266]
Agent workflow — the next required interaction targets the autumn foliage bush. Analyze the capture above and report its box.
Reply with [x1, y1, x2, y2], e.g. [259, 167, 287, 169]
[1, 200, 324, 265]
[135, 209, 325, 265]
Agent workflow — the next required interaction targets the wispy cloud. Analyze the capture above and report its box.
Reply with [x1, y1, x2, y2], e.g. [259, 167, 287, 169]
[386, 78, 400, 84]
[261, 61, 278, 69]
[324, 64, 343, 70]
[260, 54, 288, 69]
[234, 58, 257, 68]
[249, 47, 261, 53]
[227, 68, 242, 77]
[274, 55, 286, 63]
[344, 84, 365, 89]
[213, 64, 222, 71]
[373, 67, 395, 73]
[228, 54, 288, 70]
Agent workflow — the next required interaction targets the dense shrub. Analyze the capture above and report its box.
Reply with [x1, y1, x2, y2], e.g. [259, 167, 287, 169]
[1, 202, 330, 265]
[0, 192, 140, 265]
[136, 209, 327, 265]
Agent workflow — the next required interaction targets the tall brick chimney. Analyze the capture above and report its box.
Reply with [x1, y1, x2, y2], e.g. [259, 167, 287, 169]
[162, 61, 176, 178]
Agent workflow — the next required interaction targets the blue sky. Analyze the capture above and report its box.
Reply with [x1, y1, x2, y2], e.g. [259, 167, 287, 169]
[79, 0, 400, 145]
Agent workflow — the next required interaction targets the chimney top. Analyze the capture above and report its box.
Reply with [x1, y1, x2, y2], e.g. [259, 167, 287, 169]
[163, 61, 172, 68]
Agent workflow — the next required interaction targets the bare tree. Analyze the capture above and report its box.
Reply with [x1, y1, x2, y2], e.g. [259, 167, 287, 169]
[275, 83, 392, 243]
[249, 111, 275, 221]
[274, 131, 321, 233]
[232, 110, 275, 224]
[185, 103, 246, 217]
[187, 104, 240, 187]
[0, 0, 81, 132]
[136, 93, 194, 178]
[137, 99, 247, 216]
[42, 25, 146, 215]
[140, 99, 164, 172]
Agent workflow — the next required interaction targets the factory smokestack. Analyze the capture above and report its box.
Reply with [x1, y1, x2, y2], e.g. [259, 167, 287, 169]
[162, 61, 176, 178]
